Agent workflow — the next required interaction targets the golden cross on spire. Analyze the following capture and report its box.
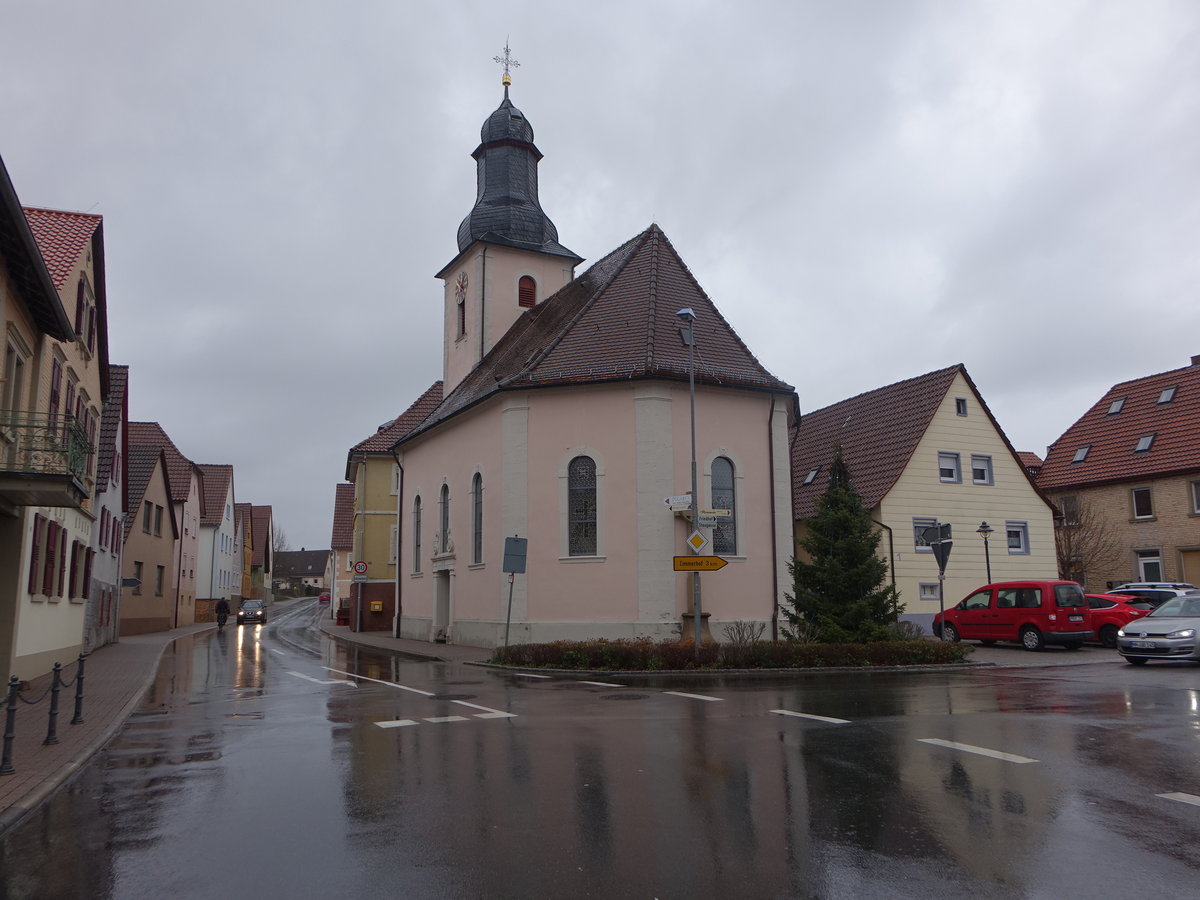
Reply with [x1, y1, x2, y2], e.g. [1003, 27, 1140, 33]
[493, 39, 520, 88]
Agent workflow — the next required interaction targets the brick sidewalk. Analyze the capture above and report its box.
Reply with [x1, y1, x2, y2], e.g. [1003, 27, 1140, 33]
[0, 623, 212, 836]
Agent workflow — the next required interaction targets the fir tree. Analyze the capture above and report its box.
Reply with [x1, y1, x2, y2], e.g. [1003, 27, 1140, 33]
[782, 449, 903, 642]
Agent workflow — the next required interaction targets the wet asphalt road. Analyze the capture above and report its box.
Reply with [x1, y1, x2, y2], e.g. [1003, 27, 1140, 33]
[2, 600, 1200, 899]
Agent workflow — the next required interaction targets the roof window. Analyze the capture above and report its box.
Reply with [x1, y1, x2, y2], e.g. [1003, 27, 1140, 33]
[803, 466, 821, 486]
[1107, 398, 1125, 415]
[1072, 446, 1090, 463]
[1158, 386, 1177, 403]
[1134, 434, 1155, 452]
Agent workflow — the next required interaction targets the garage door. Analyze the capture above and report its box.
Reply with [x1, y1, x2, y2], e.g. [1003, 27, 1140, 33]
[1181, 549, 1200, 586]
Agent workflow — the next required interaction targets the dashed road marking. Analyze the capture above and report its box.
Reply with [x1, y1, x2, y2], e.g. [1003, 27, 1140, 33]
[771, 709, 850, 724]
[1158, 792, 1200, 807]
[664, 691, 723, 702]
[919, 738, 1038, 764]
[580, 681, 625, 687]
[375, 720, 419, 729]
[425, 716, 469, 724]
[514, 673, 551, 679]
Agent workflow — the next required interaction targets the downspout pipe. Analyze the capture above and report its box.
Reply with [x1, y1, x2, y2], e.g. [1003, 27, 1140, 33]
[391, 450, 404, 639]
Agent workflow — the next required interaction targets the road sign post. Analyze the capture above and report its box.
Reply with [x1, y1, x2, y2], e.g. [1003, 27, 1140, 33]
[922, 524, 953, 640]
[502, 536, 528, 647]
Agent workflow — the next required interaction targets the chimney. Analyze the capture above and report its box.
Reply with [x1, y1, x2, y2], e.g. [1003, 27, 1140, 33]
[1192, 354, 1200, 367]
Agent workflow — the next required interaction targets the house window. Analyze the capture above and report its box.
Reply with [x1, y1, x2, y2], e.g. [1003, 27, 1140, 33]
[518, 275, 536, 308]
[412, 496, 422, 573]
[955, 397, 968, 416]
[389, 525, 398, 564]
[1137, 549, 1163, 582]
[154, 505, 163, 536]
[143, 500, 153, 533]
[711, 456, 736, 555]
[803, 466, 820, 486]
[2, 339, 28, 413]
[913, 517, 938, 552]
[390, 464, 401, 496]
[132, 561, 143, 595]
[1107, 398, 1125, 414]
[568, 456, 597, 556]
[919, 583, 940, 602]
[1006, 521, 1030, 555]
[472, 473, 483, 565]
[1072, 446, 1090, 463]
[1134, 434, 1155, 452]
[1158, 387, 1177, 404]
[438, 484, 451, 553]
[1131, 487, 1153, 519]
[48, 358, 62, 427]
[937, 452, 961, 483]
[971, 455, 994, 485]
[1059, 494, 1080, 526]
[1192, 481, 1200, 516]
[155, 565, 165, 597]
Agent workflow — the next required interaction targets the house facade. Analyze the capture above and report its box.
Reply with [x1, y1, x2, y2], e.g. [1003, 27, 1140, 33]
[328, 482, 354, 615]
[350, 82, 797, 646]
[86, 363, 128, 651]
[791, 365, 1057, 632]
[1037, 357, 1200, 589]
[118, 445, 178, 635]
[196, 463, 238, 615]
[0, 157, 86, 680]
[250, 504, 273, 601]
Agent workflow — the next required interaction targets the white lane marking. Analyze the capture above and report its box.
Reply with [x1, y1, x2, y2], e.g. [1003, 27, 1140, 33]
[270, 649, 286, 655]
[375, 720, 419, 729]
[919, 738, 1038, 764]
[425, 716, 469, 724]
[580, 681, 625, 687]
[1158, 792, 1200, 807]
[514, 673, 550, 679]
[452, 699, 517, 718]
[664, 691, 723, 702]
[324, 667, 434, 696]
[288, 671, 357, 687]
[771, 709, 850, 724]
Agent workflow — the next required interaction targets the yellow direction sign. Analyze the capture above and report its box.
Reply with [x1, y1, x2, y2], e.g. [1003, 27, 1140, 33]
[673, 556, 729, 572]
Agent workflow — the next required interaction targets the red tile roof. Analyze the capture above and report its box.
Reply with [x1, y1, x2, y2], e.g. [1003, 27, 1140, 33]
[127, 422, 197, 505]
[346, 381, 444, 476]
[197, 464, 234, 527]
[404, 225, 794, 445]
[791, 365, 962, 519]
[251, 505, 272, 568]
[1037, 360, 1200, 490]
[331, 483, 354, 550]
[235, 503, 253, 550]
[22, 206, 101, 290]
[123, 445, 166, 541]
[1018, 451, 1044, 469]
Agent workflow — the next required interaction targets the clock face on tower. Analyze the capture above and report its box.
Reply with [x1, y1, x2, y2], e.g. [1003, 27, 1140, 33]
[455, 271, 468, 303]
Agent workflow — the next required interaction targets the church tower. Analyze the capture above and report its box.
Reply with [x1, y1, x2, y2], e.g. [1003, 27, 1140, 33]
[436, 48, 582, 395]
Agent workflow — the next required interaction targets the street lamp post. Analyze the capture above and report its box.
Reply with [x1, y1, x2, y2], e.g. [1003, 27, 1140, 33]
[976, 521, 994, 583]
[678, 307, 702, 663]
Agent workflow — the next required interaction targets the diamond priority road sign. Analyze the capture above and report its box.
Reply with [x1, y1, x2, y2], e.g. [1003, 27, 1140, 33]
[673, 556, 729, 572]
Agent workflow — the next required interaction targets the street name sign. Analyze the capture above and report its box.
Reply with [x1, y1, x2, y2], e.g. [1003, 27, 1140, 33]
[664, 494, 693, 511]
[673, 556, 729, 572]
[700, 508, 731, 517]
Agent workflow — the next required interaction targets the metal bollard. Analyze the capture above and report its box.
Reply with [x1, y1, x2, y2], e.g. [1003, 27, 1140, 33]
[44, 662, 62, 745]
[1, 675, 18, 776]
[71, 652, 87, 725]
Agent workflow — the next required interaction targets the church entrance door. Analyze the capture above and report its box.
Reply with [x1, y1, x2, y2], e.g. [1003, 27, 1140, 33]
[433, 571, 451, 642]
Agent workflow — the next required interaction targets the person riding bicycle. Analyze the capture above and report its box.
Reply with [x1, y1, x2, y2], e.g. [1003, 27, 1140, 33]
[215, 597, 230, 630]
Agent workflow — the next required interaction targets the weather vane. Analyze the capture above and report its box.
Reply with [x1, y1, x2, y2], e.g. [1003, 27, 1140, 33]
[493, 39, 520, 88]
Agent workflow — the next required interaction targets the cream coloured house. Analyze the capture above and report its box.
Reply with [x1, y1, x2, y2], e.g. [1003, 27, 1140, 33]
[791, 365, 1057, 632]
[355, 81, 797, 647]
[119, 446, 178, 635]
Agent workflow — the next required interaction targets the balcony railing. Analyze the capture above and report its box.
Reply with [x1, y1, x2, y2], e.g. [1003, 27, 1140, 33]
[0, 410, 91, 507]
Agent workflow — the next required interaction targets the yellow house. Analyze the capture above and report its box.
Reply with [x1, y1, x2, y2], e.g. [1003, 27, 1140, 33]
[791, 364, 1057, 632]
[344, 382, 442, 631]
[119, 446, 178, 634]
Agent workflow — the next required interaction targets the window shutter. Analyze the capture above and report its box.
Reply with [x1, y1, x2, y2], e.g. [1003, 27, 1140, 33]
[518, 276, 536, 308]
[69, 540, 80, 598]
[28, 514, 42, 594]
[57, 526, 68, 597]
[75, 278, 85, 334]
[87, 307, 97, 354]
[43, 520, 58, 594]
[83, 549, 95, 600]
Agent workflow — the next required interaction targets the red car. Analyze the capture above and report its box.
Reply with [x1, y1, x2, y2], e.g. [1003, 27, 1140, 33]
[318, 591, 331, 604]
[1086, 593, 1150, 648]
[932, 580, 1093, 650]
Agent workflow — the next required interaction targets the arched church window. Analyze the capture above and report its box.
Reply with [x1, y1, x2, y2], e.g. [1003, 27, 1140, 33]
[518, 275, 536, 308]
[711, 456, 736, 555]
[439, 483, 451, 553]
[472, 473, 483, 565]
[412, 496, 422, 573]
[568, 456, 597, 556]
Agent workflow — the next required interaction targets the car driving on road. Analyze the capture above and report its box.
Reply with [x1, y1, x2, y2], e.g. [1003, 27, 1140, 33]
[1117, 594, 1200, 665]
[237, 599, 266, 626]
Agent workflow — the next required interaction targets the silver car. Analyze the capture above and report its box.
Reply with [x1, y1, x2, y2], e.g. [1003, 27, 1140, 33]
[1117, 595, 1200, 665]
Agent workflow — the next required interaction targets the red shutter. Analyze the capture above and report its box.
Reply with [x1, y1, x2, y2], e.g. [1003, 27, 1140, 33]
[57, 526, 68, 597]
[87, 307, 96, 355]
[43, 520, 57, 593]
[28, 514, 42, 594]
[75, 278, 85, 335]
[69, 540, 80, 598]
[518, 276, 536, 308]
[49, 360, 62, 424]
[82, 549, 94, 601]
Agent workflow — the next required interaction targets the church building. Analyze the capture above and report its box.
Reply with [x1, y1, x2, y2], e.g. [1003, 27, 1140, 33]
[348, 72, 798, 647]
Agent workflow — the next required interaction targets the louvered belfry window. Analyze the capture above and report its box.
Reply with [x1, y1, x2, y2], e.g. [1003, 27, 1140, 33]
[568, 456, 597, 556]
[518, 276, 536, 308]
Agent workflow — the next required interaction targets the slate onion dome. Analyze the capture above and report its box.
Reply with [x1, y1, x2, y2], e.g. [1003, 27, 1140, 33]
[455, 82, 581, 263]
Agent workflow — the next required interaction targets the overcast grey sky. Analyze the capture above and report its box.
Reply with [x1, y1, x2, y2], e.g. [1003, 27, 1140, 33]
[3, 1, 1197, 550]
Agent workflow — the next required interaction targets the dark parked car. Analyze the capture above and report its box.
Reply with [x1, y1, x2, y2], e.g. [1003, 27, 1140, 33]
[237, 599, 266, 626]
[1117, 594, 1200, 665]
[1085, 593, 1150, 648]
[932, 580, 1092, 650]
[1108, 582, 1196, 608]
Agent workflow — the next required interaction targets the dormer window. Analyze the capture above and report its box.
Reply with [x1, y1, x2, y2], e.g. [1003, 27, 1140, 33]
[803, 466, 820, 486]
[518, 275, 536, 308]
[1134, 434, 1155, 452]
[1158, 386, 1177, 404]
[1107, 398, 1125, 414]
[1072, 446, 1090, 463]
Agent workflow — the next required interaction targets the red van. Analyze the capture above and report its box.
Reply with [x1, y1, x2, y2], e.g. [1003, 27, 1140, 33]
[932, 581, 1093, 650]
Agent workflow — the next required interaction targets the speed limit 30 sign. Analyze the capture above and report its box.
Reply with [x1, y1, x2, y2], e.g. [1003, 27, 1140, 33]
[352, 561, 368, 575]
